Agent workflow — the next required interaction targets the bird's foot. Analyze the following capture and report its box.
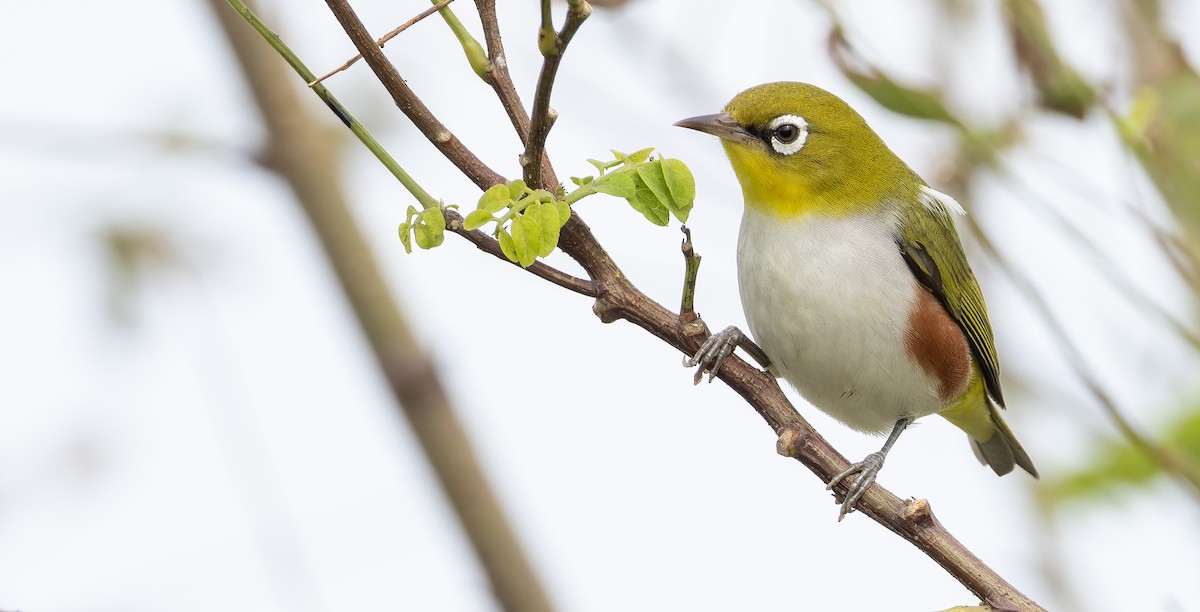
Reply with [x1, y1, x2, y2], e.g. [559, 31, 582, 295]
[827, 451, 887, 521]
[683, 325, 746, 384]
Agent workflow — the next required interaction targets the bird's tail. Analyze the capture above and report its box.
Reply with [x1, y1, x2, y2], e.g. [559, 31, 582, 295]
[968, 402, 1038, 478]
[939, 375, 1038, 478]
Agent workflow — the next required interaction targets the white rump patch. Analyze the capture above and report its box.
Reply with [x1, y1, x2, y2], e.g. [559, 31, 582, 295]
[918, 185, 966, 217]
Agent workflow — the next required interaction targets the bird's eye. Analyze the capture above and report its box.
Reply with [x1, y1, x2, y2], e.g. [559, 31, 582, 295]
[774, 124, 799, 143]
[765, 114, 808, 156]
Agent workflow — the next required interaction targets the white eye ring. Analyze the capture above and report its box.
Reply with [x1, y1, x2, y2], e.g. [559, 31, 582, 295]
[766, 114, 808, 155]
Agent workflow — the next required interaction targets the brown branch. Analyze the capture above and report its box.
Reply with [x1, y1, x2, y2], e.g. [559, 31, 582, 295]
[213, 3, 555, 612]
[522, 0, 590, 189]
[473, 0, 558, 185]
[321, 2, 1042, 609]
[324, 0, 504, 191]
[446, 210, 597, 297]
[308, 0, 454, 87]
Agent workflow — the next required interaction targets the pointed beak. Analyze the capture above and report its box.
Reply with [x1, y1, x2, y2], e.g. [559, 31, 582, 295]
[674, 112, 756, 144]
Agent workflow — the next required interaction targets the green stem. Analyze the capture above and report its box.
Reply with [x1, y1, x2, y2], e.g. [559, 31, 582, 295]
[679, 226, 701, 315]
[225, 0, 439, 210]
[432, 0, 492, 80]
[563, 183, 597, 206]
[537, 0, 558, 57]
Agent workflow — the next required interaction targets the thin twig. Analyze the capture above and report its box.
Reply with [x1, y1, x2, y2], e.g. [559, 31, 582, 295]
[964, 214, 1200, 501]
[523, 0, 590, 189]
[474, 0, 558, 184]
[446, 209, 596, 296]
[324, 0, 505, 190]
[309, 0, 454, 87]
[993, 163, 1200, 352]
[226, 0, 437, 208]
[679, 226, 700, 315]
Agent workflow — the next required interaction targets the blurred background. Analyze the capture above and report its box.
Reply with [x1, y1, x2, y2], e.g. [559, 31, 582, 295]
[2, 0, 1199, 610]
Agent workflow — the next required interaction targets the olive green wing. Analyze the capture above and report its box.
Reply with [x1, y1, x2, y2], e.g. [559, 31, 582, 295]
[895, 191, 1005, 407]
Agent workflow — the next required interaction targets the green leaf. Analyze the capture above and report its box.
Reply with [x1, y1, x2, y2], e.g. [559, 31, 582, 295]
[529, 189, 555, 203]
[423, 207, 446, 233]
[592, 170, 637, 198]
[398, 222, 413, 253]
[483, 198, 511, 214]
[464, 209, 494, 231]
[570, 175, 593, 186]
[624, 147, 655, 164]
[1043, 402, 1200, 508]
[660, 158, 695, 223]
[627, 172, 670, 226]
[415, 208, 445, 249]
[531, 202, 560, 257]
[509, 211, 540, 267]
[635, 162, 675, 226]
[554, 200, 571, 226]
[414, 221, 434, 249]
[497, 227, 517, 263]
[586, 158, 606, 173]
[520, 202, 544, 254]
[479, 184, 509, 208]
[507, 180, 528, 200]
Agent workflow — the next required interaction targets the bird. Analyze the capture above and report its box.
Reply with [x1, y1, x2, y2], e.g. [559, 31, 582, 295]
[675, 82, 1037, 520]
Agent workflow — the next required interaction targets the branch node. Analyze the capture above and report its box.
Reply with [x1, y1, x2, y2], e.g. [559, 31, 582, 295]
[679, 315, 707, 341]
[434, 130, 453, 144]
[776, 425, 805, 459]
[592, 294, 622, 323]
[901, 498, 934, 526]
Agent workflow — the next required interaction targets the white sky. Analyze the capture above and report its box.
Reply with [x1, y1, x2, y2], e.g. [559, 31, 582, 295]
[1, 0, 1199, 611]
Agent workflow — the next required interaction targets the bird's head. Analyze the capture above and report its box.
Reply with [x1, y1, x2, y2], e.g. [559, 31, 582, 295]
[676, 82, 918, 218]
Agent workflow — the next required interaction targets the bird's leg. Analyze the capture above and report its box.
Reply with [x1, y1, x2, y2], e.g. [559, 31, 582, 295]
[827, 416, 914, 521]
[683, 325, 772, 384]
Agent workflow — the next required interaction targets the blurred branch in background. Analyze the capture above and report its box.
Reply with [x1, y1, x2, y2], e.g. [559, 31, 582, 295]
[961, 213, 1200, 501]
[1118, 0, 1200, 277]
[100, 224, 334, 612]
[1000, 0, 1097, 118]
[207, 2, 555, 612]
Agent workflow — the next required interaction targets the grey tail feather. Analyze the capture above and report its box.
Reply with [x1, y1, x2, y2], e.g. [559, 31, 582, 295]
[969, 405, 1038, 478]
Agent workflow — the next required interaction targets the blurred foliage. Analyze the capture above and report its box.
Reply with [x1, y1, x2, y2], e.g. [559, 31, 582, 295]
[827, 28, 963, 127]
[1000, 0, 1097, 118]
[1042, 403, 1200, 506]
[100, 224, 184, 327]
[1119, 71, 1200, 251]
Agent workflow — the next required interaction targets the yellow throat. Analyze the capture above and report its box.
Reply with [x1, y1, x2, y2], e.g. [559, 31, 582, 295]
[715, 82, 924, 219]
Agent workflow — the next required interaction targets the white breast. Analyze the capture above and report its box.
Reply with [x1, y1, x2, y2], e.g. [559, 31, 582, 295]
[736, 209, 943, 434]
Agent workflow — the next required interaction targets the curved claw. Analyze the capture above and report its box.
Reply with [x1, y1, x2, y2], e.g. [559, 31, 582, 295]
[684, 326, 745, 384]
[827, 451, 886, 521]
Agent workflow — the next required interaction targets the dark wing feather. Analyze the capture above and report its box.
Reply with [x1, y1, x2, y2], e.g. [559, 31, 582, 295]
[896, 202, 1005, 407]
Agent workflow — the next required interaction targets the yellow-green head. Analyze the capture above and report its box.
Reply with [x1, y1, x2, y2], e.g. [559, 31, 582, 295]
[676, 82, 922, 218]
